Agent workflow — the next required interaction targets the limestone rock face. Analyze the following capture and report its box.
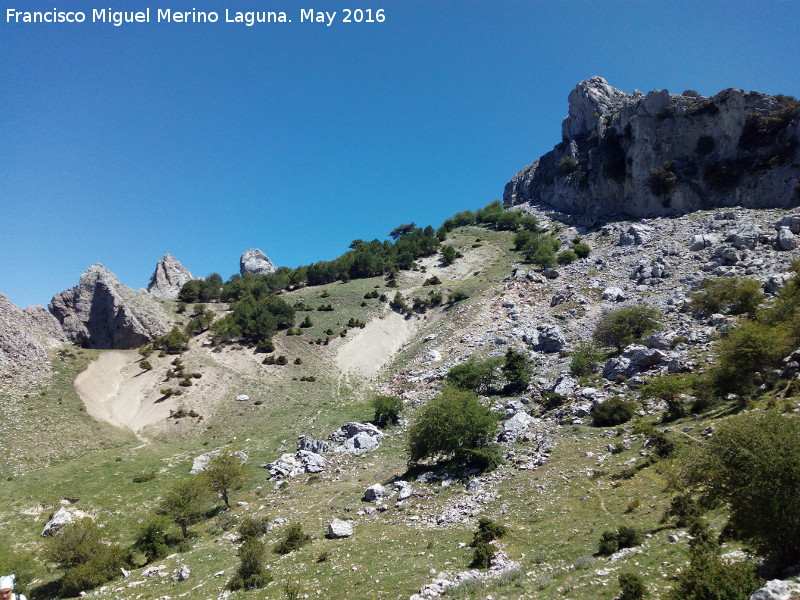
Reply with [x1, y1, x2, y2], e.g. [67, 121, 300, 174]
[505, 77, 800, 218]
[147, 253, 193, 299]
[48, 264, 172, 349]
[0, 293, 65, 385]
[240, 248, 277, 276]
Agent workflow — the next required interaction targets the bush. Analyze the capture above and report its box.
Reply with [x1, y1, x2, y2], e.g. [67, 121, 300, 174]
[372, 395, 403, 427]
[448, 290, 469, 304]
[689, 277, 764, 318]
[682, 411, 800, 566]
[592, 398, 635, 427]
[132, 469, 156, 483]
[593, 306, 662, 350]
[46, 518, 103, 569]
[557, 156, 579, 175]
[570, 340, 604, 376]
[239, 515, 271, 540]
[667, 522, 762, 600]
[501, 348, 532, 394]
[463, 444, 504, 471]
[228, 539, 272, 591]
[470, 517, 508, 546]
[274, 523, 311, 555]
[201, 450, 251, 509]
[648, 165, 678, 196]
[139, 359, 153, 371]
[556, 250, 579, 265]
[441, 245, 458, 266]
[663, 494, 701, 528]
[446, 358, 501, 394]
[59, 545, 129, 598]
[649, 430, 677, 459]
[407, 388, 498, 464]
[640, 375, 692, 422]
[151, 327, 190, 354]
[132, 515, 186, 563]
[597, 526, 643, 556]
[619, 572, 646, 600]
[470, 542, 494, 569]
[572, 242, 591, 258]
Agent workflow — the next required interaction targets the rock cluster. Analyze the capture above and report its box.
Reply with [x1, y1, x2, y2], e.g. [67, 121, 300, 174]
[505, 77, 800, 218]
[0, 292, 65, 386]
[147, 253, 193, 299]
[240, 248, 277, 276]
[49, 264, 172, 349]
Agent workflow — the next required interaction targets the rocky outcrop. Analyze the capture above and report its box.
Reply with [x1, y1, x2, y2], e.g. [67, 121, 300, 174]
[0, 293, 65, 385]
[49, 264, 172, 349]
[147, 253, 193, 299]
[505, 77, 800, 218]
[240, 248, 277, 276]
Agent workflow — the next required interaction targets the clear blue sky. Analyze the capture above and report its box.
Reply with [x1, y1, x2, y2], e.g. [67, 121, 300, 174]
[2, 0, 799, 308]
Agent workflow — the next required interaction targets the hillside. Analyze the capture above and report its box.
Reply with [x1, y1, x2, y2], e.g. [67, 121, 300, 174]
[2, 199, 800, 600]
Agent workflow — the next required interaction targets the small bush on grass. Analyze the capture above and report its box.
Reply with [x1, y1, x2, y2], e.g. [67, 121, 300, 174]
[372, 395, 403, 427]
[274, 523, 311, 555]
[470, 542, 495, 569]
[59, 545, 129, 598]
[133, 515, 187, 563]
[556, 250, 579, 265]
[407, 388, 498, 465]
[619, 572, 646, 600]
[464, 444, 504, 471]
[132, 469, 156, 483]
[470, 517, 508, 546]
[597, 526, 643, 556]
[228, 539, 272, 591]
[592, 397, 635, 427]
[572, 242, 591, 258]
[238, 515, 271, 540]
[640, 375, 692, 422]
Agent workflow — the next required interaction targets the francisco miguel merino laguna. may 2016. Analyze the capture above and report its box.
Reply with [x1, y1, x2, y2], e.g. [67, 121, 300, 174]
[5, 7, 386, 26]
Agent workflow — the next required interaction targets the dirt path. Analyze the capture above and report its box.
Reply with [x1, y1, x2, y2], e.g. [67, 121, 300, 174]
[73, 350, 170, 440]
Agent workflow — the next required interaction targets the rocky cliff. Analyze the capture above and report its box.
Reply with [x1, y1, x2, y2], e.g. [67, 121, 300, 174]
[0, 293, 65, 386]
[147, 253, 193, 299]
[49, 264, 172, 349]
[504, 76, 800, 218]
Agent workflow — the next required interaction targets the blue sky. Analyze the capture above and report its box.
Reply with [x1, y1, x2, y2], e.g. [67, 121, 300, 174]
[1, 0, 799, 307]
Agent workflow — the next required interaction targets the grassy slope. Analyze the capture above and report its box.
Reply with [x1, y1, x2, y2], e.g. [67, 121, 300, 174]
[0, 228, 756, 599]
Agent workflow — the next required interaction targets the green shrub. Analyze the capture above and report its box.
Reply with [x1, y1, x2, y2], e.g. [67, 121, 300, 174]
[557, 156, 579, 175]
[139, 359, 153, 371]
[239, 515, 271, 540]
[640, 375, 692, 422]
[463, 444, 504, 471]
[151, 327, 190, 354]
[501, 348, 532, 394]
[597, 526, 642, 556]
[593, 306, 662, 350]
[46, 518, 103, 569]
[619, 572, 646, 600]
[663, 494, 701, 528]
[682, 411, 800, 566]
[470, 517, 508, 546]
[592, 398, 635, 427]
[541, 392, 568, 410]
[448, 290, 469, 304]
[446, 358, 501, 394]
[649, 430, 677, 459]
[132, 515, 186, 563]
[556, 250, 579, 265]
[229, 539, 273, 591]
[274, 523, 311, 555]
[667, 522, 762, 600]
[470, 542, 494, 569]
[158, 477, 214, 538]
[0, 547, 36, 596]
[407, 388, 498, 464]
[689, 277, 764, 318]
[441, 245, 458, 266]
[572, 242, 591, 258]
[570, 340, 604, 376]
[132, 469, 156, 483]
[59, 545, 129, 597]
[709, 321, 788, 396]
[372, 395, 403, 427]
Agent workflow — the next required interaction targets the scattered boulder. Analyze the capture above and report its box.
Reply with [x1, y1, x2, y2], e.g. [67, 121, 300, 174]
[296, 450, 327, 473]
[777, 227, 798, 251]
[263, 450, 326, 478]
[329, 422, 384, 453]
[190, 450, 248, 474]
[749, 580, 800, 600]
[298, 435, 334, 454]
[147, 254, 193, 299]
[499, 411, 535, 442]
[240, 248, 277, 276]
[328, 519, 353, 538]
[364, 484, 385, 503]
[235, 394, 250, 402]
[172, 566, 191, 582]
[395, 481, 413, 501]
[601, 287, 626, 302]
[49, 264, 172, 349]
[775, 214, 800, 234]
[689, 234, 718, 251]
[42, 507, 74, 537]
[765, 273, 793, 294]
[731, 223, 762, 250]
[523, 324, 565, 353]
